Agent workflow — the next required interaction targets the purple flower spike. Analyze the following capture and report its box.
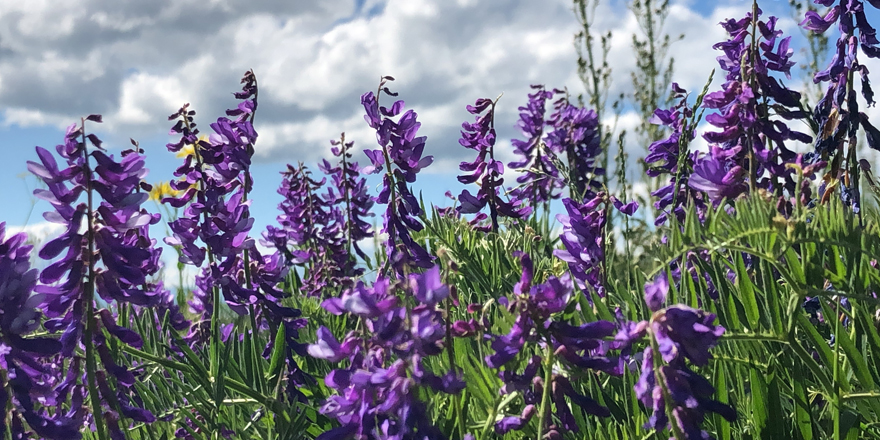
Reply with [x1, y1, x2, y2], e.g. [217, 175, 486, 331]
[311, 260, 458, 439]
[456, 97, 531, 231]
[634, 278, 735, 438]
[0, 223, 82, 439]
[546, 91, 604, 201]
[509, 85, 564, 206]
[28, 117, 161, 434]
[361, 78, 434, 275]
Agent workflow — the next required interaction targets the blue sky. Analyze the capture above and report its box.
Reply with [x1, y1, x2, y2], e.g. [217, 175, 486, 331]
[1, 0, 876, 258]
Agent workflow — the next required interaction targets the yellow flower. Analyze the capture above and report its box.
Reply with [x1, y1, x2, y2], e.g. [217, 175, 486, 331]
[149, 181, 181, 201]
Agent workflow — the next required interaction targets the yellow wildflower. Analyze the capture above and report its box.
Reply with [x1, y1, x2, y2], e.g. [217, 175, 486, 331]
[149, 181, 182, 201]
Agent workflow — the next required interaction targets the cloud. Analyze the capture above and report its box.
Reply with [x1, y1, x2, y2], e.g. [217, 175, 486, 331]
[0, 0, 810, 179]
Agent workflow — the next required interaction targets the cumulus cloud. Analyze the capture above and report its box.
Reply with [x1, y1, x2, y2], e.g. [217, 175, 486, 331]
[0, 0, 792, 175]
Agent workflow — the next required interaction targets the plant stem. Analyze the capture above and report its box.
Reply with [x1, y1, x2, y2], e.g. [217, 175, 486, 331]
[81, 118, 109, 440]
[536, 344, 554, 440]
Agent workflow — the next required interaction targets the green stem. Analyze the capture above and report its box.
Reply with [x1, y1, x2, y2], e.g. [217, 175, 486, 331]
[833, 295, 843, 440]
[81, 118, 109, 440]
[535, 344, 554, 440]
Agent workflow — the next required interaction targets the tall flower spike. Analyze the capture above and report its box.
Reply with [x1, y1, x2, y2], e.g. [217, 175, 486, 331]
[265, 163, 345, 297]
[546, 90, 604, 202]
[361, 77, 433, 275]
[456, 97, 531, 231]
[555, 193, 637, 296]
[29, 117, 158, 437]
[484, 252, 615, 436]
[0, 223, 81, 439]
[700, 8, 811, 207]
[319, 133, 374, 277]
[508, 85, 563, 207]
[802, 0, 880, 213]
[644, 84, 708, 226]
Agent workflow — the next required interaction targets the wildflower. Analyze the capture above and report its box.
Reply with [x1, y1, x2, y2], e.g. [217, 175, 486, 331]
[361, 77, 433, 275]
[456, 97, 531, 231]
[508, 85, 564, 206]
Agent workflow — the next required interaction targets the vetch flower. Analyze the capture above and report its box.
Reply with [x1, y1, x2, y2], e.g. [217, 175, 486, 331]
[456, 97, 531, 231]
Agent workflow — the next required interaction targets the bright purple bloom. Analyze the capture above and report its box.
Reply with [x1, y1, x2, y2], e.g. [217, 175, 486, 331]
[311, 266, 459, 439]
[361, 77, 434, 275]
[703, 9, 810, 203]
[456, 97, 531, 231]
[29, 117, 159, 435]
[688, 146, 748, 204]
[0, 224, 81, 439]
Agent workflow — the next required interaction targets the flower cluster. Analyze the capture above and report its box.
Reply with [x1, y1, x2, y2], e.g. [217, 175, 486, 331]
[697, 9, 810, 205]
[644, 84, 708, 225]
[546, 92, 604, 201]
[456, 97, 531, 232]
[508, 85, 563, 206]
[361, 77, 434, 275]
[163, 71, 279, 329]
[483, 252, 615, 435]
[309, 266, 461, 439]
[802, 0, 880, 212]
[264, 163, 345, 297]
[319, 133, 375, 266]
[0, 224, 81, 439]
[28, 117, 159, 437]
[555, 193, 637, 296]
[629, 275, 736, 439]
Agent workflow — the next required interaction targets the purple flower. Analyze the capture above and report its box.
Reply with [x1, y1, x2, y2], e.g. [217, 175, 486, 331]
[456, 97, 531, 231]
[644, 84, 707, 226]
[546, 92, 604, 201]
[801, 0, 880, 211]
[702, 9, 809, 201]
[509, 85, 564, 206]
[29, 117, 158, 435]
[0, 223, 81, 439]
[688, 146, 748, 204]
[311, 266, 459, 439]
[633, 278, 734, 438]
[319, 133, 375, 264]
[361, 77, 433, 275]
[554, 193, 638, 295]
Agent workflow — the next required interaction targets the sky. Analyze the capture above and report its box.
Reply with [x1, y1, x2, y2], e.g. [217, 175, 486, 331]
[1, 0, 877, 274]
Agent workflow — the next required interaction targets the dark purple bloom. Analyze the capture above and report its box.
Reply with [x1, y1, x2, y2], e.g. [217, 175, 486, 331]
[546, 92, 604, 201]
[554, 193, 638, 296]
[633, 278, 734, 439]
[702, 9, 809, 203]
[801, 0, 880, 212]
[509, 85, 564, 206]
